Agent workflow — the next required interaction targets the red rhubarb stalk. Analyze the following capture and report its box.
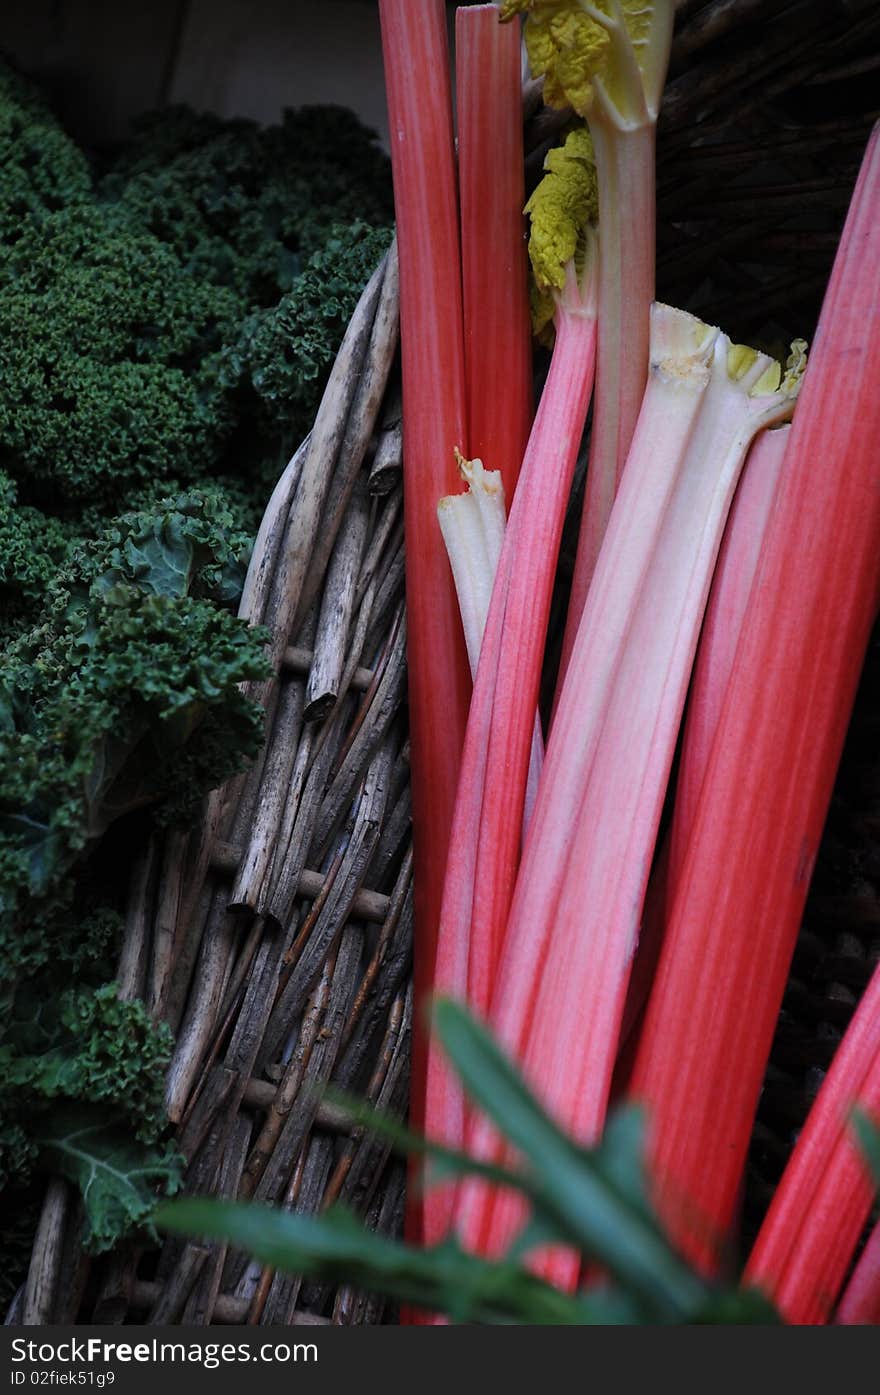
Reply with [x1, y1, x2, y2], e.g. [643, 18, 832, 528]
[424, 134, 600, 1244]
[745, 962, 880, 1324]
[427, 282, 597, 1243]
[667, 423, 793, 872]
[457, 309, 800, 1285]
[835, 1219, 880, 1326]
[627, 123, 880, 1274]
[377, 0, 472, 1154]
[456, 3, 532, 495]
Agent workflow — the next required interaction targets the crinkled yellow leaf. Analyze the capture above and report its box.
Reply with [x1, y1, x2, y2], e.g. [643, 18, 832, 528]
[524, 126, 598, 302]
[501, 2, 671, 121]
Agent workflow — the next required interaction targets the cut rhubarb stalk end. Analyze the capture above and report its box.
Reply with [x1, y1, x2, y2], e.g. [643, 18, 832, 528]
[438, 452, 508, 678]
[438, 452, 544, 811]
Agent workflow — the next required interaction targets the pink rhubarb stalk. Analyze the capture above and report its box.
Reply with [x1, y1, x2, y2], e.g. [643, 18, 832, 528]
[456, 306, 800, 1286]
[456, 3, 533, 495]
[422, 130, 600, 1246]
[627, 123, 880, 1274]
[835, 1219, 880, 1326]
[499, 1, 675, 687]
[745, 962, 880, 1324]
[425, 266, 598, 1245]
[619, 423, 793, 1048]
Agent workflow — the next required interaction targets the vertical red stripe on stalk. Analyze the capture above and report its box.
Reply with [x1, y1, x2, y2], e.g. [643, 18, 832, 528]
[746, 964, 880, 1324]
[377, 0, 471, 1257]
[627, 124, 880, 1273]
[456, 4, 533, 496]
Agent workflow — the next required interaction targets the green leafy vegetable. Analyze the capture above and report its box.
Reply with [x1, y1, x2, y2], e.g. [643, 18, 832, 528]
[100, 104, 394, 304]
[0, 492, 267, 961]
[0, 204, 238, 505]
[222, 221, 394, 453]
[0, 57, 393, 1304]
[38, 1106, 182, 1254]
[0, 62, 92, 243]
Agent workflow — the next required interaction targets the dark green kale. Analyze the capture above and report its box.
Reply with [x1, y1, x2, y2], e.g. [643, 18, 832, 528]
[0, 491, 267, 986]
[0, 490, 263, 1261]
[2, 979, 183, 1252]
[100, 104, 394, 306]
[0, 61, 92, 242]
[0, 471, 76, 641]
[0, 68, 393, 1280]
[224, 221, 395, 453]
[0, 204, 240, 505]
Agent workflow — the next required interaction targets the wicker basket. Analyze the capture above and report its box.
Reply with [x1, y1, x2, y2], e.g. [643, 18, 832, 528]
[9, 0, 880, 1326]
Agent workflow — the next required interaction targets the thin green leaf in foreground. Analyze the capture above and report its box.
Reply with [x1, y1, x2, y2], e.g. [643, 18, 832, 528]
[157, 1200, 631, 1325]
[431, 999, 704, 1320]
[853, 1109, 880, 1187]
[157, 1000, 779, 1324]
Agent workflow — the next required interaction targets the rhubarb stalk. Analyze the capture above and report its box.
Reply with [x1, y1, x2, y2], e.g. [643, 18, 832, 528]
[745, 962, 880, 1324]
[457, 4, 533, 494]
[619, 422, 794, 1048]
[499, 1, 675, 683]
[456, 308, 801, 1286]
[438, 454, 544, 817]
[835, 1220, 880, 1326]
[424, 133, 600, 1243]
[377, 1, 472, 1156]
[626, 123, 880, 1274]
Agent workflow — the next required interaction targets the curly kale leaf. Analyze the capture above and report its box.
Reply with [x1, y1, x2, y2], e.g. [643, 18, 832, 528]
[0, 471, 76, 641]
[0, 492, 268, 971]
[1, 975, 181, 1256]
[0, 205, 239, 505]
[0, 60, 92, 243]
[224, 221, 394, 451]
[4, 985, 173, 1144]
[101, 104, 394, 306]
[0, 894, 180, 1252]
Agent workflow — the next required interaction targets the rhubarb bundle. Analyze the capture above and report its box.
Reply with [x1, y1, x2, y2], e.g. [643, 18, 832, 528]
[372, 1, 880, 1323]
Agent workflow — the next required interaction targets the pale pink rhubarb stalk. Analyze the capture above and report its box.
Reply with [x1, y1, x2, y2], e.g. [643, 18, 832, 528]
[456, 4, 533, 496]
[835, 1220, 880, 1325]
[627, 124, 880, 1275]
[745, 963, 880, 1324]
[498, 0, 675, 687]
[619, 423, 793, 1048]
[424, 257, 598, 1246]
[456, 307, 800, 1286]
